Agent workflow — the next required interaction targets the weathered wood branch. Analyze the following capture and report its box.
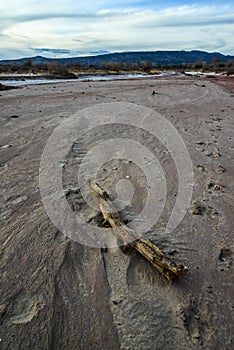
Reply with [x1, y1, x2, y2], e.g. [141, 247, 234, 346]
[88, 181, 188, 283]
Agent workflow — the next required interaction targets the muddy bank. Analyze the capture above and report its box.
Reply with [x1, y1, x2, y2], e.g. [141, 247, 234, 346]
[0, 76, 233, 349]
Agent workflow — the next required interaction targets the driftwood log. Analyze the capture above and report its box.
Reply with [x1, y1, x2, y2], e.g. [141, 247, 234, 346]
[88, 181, 188, 283]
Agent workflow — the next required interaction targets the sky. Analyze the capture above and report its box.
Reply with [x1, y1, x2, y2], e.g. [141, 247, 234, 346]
[0, 0, 234, 59]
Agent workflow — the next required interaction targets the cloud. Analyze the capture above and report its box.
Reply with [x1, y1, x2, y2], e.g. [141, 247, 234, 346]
[89, 50, 110, 55]
[132, 5, 234, 28]
[32, 48, 71, 54]
[0, 2, 234, 59]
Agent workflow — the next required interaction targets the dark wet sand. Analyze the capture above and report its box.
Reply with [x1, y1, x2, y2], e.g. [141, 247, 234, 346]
[0, 76, 234, 349]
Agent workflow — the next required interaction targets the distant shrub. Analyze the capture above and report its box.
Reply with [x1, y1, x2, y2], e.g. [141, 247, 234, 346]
[44, 62, 76, 79]
[226, 60, 234, 76]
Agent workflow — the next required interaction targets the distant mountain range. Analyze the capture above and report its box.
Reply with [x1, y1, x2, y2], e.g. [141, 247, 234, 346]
[1, 50, 234, 67]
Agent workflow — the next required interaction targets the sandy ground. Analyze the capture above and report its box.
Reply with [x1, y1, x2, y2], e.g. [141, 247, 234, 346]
[0, 76, 234, 349]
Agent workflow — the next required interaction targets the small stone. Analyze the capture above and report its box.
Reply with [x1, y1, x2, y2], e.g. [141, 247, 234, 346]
[0, 163, 7, 169]
[196, 164, 206, 172]
[218, 248, 232, 261]
[190, 202, 205, 215]
[6, 195, 28, 204]
[217, 165, 225, 173]
[208, 181, 222, 191]
[1, 144, 13, 149]
[168, 250, 178, 256]
[126, 175, 130, 179]
[193, 331, 200, 339]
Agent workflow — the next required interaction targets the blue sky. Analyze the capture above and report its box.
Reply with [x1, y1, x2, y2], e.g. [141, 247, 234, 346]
[0, 0, 233, 59]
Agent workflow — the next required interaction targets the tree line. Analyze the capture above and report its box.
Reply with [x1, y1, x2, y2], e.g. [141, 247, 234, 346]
[0, 57, 234, 76]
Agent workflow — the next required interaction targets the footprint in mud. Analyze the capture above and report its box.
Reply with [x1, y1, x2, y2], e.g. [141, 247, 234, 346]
[204, 206, 220, 219]
[218, 248, 233, 270]
[218, 248, 232, 261]
[207, 180, 224, 194]
[195, 141, 209, 153]
[195, 142, 222, 158]
[190, 201, 206, 216]
[1, 290, 41, 326]
[205, 117, 223, 133]
[217, 165, 225, 173]
[205, 117, 223, 123]
[205, 149, 221, 158]
[196, 163, 225, 175]
[177, 296, 215, 346]
[196, 164, 207, 173]
[189, 201, 219, 219]
[176, 297, 201, 344]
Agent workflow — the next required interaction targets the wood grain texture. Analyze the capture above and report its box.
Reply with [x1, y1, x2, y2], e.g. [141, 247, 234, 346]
[89, 181, 188, 282]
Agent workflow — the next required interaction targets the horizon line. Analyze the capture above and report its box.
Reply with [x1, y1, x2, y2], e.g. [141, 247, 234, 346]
[1, 49, 234, 62]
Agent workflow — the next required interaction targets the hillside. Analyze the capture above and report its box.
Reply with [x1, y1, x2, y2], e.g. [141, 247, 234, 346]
[1, 50, 234, 67]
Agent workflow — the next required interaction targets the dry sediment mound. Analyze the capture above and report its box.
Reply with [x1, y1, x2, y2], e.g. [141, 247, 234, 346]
[0, 76, 233, 349]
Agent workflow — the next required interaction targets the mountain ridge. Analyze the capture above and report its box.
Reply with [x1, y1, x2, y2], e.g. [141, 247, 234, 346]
[1, 50, 234, 67]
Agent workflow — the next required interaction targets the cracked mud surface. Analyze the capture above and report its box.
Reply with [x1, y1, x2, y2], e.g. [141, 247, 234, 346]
[0, 76, 234, 349]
